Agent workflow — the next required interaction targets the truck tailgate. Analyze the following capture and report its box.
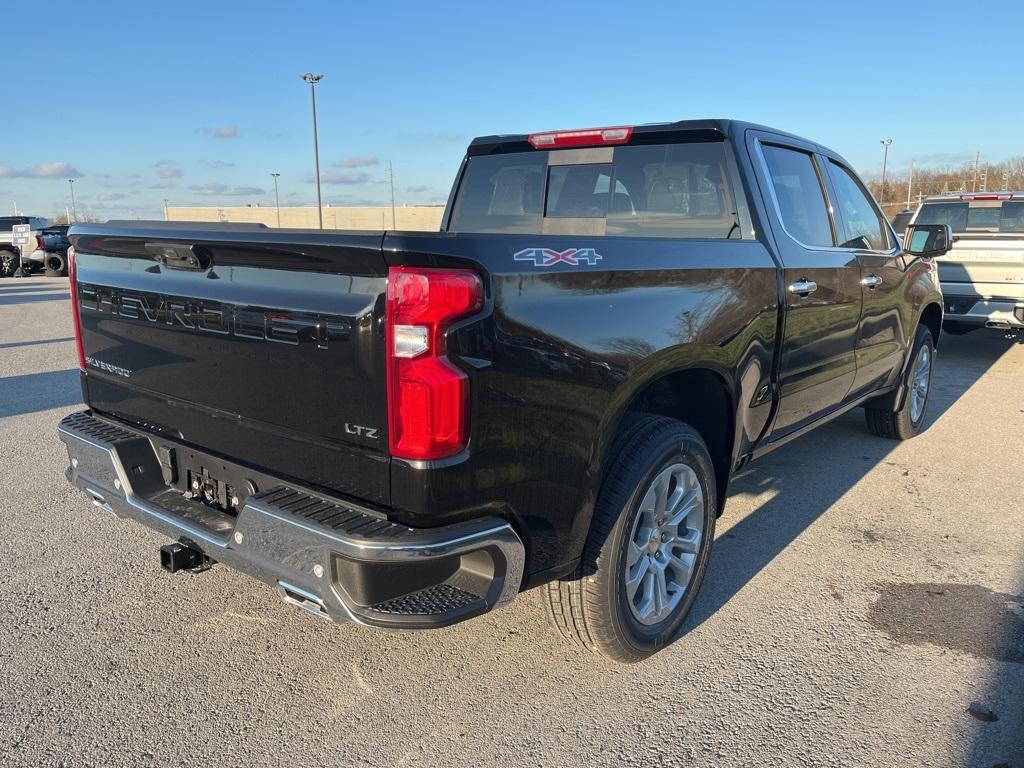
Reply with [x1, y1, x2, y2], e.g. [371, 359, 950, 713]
[935, 234, 1024, 300]
[69, 224, 391, 504]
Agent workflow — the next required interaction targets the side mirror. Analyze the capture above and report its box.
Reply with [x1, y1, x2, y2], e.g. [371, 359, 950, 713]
[904, 223, 952, 258]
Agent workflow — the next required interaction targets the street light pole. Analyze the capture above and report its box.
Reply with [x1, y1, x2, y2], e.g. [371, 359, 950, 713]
[68, 179, 78, 223]
[879, 139, 892, 204]
[301, 72, 324, 229]
[906, 159, 914, 209]
[271, 173, 281, 227]
[388, 161, 397, 230]
[163, 199, 169, 221]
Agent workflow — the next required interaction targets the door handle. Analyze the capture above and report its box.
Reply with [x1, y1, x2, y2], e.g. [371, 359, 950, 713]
[787, 279, 818, 297]
[861, 274, 882, 289]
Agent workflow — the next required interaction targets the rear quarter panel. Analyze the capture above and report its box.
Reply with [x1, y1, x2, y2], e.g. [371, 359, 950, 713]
[385, 232, 779, 578]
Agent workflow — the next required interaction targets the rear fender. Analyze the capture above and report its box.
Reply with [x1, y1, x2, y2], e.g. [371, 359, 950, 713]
[570, 350, 741, 551]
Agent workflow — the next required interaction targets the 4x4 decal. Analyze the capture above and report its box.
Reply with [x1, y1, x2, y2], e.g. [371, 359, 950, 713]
[513, 247, 603, 267]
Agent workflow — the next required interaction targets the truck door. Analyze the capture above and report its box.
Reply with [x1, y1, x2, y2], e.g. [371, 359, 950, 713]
[822, 158, 909, 398]
[748, 135, 862, 438]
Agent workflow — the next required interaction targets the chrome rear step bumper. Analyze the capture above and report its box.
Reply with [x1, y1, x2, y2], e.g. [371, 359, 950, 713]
[58, 411, 525, 630]
[941, 294, 1024, 329]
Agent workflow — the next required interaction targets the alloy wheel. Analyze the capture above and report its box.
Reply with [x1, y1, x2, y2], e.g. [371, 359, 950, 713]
[624, 462, 705, 626]
[910, 343, 932, 424]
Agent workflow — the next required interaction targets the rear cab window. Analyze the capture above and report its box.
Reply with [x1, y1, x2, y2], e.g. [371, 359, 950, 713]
[916, 197, 1024, 234]
[448, 141, 743, 239]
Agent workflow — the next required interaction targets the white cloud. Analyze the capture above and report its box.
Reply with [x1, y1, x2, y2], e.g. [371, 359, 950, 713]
[319, 171, 370, 185]
[213, 126, 239, 139]
[0, 162, 83, 179]
[334, 155, 379, 168]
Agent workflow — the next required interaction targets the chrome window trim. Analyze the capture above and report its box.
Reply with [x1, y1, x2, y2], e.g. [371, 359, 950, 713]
[754, 139, 840, 253]
[754, 139, 900, 257]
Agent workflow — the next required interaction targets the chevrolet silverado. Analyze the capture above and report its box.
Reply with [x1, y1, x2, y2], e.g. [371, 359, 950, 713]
[59, 120, 949, 661]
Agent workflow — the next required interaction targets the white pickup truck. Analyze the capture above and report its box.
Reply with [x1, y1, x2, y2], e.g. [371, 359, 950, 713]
[0, 215, 48, 277]
[911, 192, 1024, 339]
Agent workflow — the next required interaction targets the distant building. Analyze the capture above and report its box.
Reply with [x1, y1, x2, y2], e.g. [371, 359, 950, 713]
[166, 205, 444, 231]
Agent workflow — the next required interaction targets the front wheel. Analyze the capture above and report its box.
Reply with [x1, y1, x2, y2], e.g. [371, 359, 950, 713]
[865, 324, 935, 440]
[545, 414, 716, 662]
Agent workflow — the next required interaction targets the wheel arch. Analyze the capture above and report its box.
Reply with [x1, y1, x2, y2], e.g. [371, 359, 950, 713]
[918, 301, 942, 348]
[593, 363, 737, 521]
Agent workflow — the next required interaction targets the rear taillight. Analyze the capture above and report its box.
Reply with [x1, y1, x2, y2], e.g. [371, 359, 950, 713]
[68, 246, 86, 371]
[528, 125, 633, 149]
[35, 235, 45, 251]
[386, 267, 482, 460]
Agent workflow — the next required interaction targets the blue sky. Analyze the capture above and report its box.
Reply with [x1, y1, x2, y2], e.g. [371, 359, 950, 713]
[4, 0, 1022, 220]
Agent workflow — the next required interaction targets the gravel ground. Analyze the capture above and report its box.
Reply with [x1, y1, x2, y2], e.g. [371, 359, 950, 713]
[1, 275, 1021, 767]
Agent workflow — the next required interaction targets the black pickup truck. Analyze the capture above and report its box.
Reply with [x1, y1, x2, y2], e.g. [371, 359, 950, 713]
[59, 120, 950, 662]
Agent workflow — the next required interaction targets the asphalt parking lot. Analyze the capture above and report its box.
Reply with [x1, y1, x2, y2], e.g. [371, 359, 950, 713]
[1, 274, 1021, 767]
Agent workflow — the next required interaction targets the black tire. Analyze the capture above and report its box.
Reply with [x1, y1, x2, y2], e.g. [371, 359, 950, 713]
[44, 252, 68, 277]
[942, 320, 974, 336]
[865, 324, 936, 440]
[545, 413, 717, 662]
[0, 250, 16, 278]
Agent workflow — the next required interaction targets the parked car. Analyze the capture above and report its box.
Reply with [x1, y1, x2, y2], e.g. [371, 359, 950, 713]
[910, 192, 1024, 338]
[0, 215, 48, 277]
[890, 208, 915, 244]
[58, 119, 949, 662]
[23, 225, 71, 276]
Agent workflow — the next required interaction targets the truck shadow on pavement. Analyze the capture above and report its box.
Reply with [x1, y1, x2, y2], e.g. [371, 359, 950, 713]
[0, 284, 69, 295]
[689, 331, 1015, 630]
[0, 291, 71, 306]
[683, 331, 1022, 764]
[0, 337, 74, 351]
[0, 369, 82, 418]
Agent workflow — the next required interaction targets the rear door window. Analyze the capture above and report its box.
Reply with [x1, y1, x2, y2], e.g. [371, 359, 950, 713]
[826, 161, 889, 250]
[760, 145, 834, 248]
[449, 141, 741, 239]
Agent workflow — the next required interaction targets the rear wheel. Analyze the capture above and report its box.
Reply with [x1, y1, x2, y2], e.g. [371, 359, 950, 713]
[45, 252, 68, 277]
[0, 250, 17, 278]
[865, 324, 935, 440]
[544, 414, 716, 662]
